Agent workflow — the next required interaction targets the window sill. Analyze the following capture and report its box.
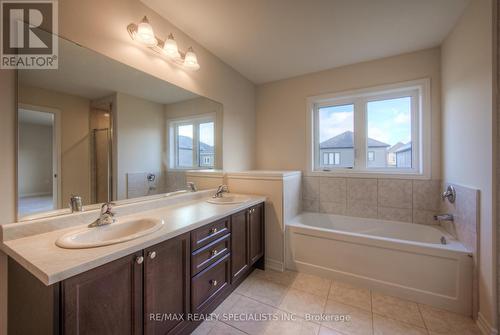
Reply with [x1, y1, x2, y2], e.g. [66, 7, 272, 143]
[306, 169, 431, 180]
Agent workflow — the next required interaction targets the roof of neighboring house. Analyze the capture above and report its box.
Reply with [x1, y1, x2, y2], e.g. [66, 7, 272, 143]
[320, 131, 390, 149]
[395, 142, 412, 153]
[178, 135, 214, 153]
[388, 142, 405, 153]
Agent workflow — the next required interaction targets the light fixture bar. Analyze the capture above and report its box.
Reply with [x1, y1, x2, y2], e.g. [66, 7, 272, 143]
[127, 17, 200, 71]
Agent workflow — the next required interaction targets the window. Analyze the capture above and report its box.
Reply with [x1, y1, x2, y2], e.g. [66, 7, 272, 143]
[323, 152, 341, 166]
[368, 151, 375, 161]
[168, 114, 216, 169]
[310, 79, 429, 176]
[334, 152, 340, 165]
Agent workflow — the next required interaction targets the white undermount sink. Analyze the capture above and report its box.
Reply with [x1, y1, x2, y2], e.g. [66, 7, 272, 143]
[56, 218, 164, 249]
[206, 194, 250, 205]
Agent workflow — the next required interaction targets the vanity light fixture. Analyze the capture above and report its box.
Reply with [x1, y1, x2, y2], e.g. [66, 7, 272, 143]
[135, 16, 157, 47]
[127, 16, 200, 71]
[163, 34, 181, 60]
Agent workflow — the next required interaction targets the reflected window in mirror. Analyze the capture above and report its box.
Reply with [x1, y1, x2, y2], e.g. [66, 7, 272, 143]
[168, 114, 216, 170]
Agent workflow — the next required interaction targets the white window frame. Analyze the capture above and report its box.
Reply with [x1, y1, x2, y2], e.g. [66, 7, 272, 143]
[167, 113, 216, 170]
[306, 79, 431, 179]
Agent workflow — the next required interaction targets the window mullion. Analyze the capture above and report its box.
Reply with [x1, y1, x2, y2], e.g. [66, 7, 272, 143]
[354, 99, 366, 170]
[193, 122, 199, 167]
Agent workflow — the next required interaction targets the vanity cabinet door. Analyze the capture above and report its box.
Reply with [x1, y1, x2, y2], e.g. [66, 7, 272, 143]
[249, 204, 264, 265]
[230, 209, 249, 283]
[144, 232, 191, 335]
[62, 252, 143, 335]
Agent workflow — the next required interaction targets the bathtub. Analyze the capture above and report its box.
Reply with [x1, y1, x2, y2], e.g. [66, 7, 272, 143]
[285, 212, 472, 315]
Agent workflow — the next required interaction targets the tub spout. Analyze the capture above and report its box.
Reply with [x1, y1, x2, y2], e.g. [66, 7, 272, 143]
[433, 214, 454, 221]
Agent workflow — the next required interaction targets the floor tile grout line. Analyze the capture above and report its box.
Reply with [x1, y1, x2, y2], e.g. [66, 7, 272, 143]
[217, 319, 252, 335]
[370, 289, 375, 335]
[416, 303, 431, 332]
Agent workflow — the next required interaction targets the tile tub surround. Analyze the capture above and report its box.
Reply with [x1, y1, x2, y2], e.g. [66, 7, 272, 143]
[126, 171, 167, 198]
[440, 182, 479, 319]
[0, 191, 266, 285]
[194, 268, 481, 335]
[303, 176, 441, 224]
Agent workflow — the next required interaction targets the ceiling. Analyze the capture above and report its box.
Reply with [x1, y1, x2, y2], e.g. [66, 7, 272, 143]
[20, 35, 198, 104]
[142, 0, 469, 84]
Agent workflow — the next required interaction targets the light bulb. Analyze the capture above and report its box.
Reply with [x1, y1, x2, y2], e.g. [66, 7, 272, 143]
[163, 34, 181, 59]
[136, 16, 157, 46]
[183, 47, 200, 70]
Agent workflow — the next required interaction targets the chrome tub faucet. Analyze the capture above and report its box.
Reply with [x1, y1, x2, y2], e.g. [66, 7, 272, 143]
[433, 213, 454, 222]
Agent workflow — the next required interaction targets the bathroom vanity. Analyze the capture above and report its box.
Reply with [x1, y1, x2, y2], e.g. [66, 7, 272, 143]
[4, 193, 265, 335]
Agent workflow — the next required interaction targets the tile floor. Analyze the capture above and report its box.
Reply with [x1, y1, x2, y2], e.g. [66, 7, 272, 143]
[192, 269, 480, 335]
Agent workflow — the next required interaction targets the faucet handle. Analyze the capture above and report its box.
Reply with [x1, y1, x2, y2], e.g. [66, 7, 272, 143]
[441, 185, 456, 203]
[101, 202, 116, 214]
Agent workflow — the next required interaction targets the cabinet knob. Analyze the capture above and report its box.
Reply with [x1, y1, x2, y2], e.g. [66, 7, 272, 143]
[135, 256, 144, 264]
[211, 249, 218, 257]
[148, 251, 157, 259]
[210, 279, 218, 287]
[209, 227, 218, 235]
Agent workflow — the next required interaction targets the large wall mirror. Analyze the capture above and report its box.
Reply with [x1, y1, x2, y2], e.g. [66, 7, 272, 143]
[17, 36, 223, 220]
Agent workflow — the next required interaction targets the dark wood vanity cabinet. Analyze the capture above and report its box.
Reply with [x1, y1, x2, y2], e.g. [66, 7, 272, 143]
[62, 252, 144, 335]
[230, 203, 265, 283]
[248, 204, 265, 264]
[230, 209, 250, 283]
[8, 201, 265, 335]
[143, 233, 191, 335]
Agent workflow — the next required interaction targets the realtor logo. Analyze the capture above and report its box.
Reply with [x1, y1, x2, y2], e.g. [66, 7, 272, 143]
[1, 0, 58, 69]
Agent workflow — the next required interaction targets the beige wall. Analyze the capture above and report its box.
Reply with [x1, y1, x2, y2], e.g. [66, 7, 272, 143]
[441, 0, 496, 329]
[18, 85, 92, 206]
[18, 122, 53, 197]
[59, 0, 255, 171]
[115, 92, 165, 200]
[0, 70, 17, 335]
[255, 47, 442, 179]
[165, 97, 224, 169]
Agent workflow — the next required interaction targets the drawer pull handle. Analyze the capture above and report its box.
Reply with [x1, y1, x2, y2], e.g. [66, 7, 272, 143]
[209, 227, 218, 235]
[211, 249, 218, 257]
[148, 251, 157, 259]
[135, 256, 144, 264]
[210, 279, 218, 287]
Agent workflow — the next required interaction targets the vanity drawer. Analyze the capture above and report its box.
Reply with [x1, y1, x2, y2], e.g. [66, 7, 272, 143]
[191, 254, 230, 313]
[191, 234, 230, 275]
[191, 218, 230, 250]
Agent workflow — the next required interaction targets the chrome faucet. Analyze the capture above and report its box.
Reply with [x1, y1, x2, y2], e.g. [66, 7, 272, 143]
[88, 202, 116, 227]
[433, 214, 454, 222]
[441, 185, 456, 203]
[187, 182, 197, 192]
[213, 184, 229, 198]
[69, 195, 83, 213]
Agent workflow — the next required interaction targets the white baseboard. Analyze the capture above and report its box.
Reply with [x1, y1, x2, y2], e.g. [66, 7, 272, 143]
[477, 312, 498, 335]
[265, 258, 284, 272]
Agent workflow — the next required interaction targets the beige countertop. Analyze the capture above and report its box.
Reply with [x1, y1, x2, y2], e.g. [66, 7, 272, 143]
[1, 193, 265, 286]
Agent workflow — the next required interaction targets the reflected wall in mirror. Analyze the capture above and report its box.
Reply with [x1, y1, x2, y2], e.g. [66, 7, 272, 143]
[17, 36, 223, 219]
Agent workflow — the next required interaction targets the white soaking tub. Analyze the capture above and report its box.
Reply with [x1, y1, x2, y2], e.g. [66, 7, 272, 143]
[285, 212, 472, 315]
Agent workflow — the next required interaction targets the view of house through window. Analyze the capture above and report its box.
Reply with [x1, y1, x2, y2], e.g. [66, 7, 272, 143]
[313, 82, 422, 174]
[170, 116, 215, 169]
[318, 104, 354, 168]
[367, 97, 412, 168]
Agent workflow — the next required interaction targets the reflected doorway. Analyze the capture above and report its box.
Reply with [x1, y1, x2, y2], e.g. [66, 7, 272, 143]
[17, 107, 60, 217]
